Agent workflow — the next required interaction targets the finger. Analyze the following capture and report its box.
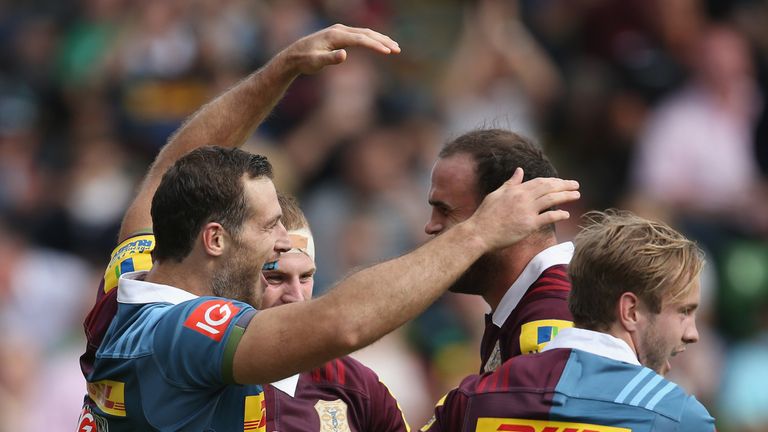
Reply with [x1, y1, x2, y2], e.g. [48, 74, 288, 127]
[324, 49, 347, 65]
[522, 177, 580, 199]
[326, 28, 397, 54]
[536, 209, 571, 225]
[534, 190, 580, 210]
[503, 167, 524, 186]
[344, 26, 401, 53]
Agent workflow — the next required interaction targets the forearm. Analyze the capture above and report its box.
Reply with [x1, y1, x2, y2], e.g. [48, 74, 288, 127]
[118, 58, 297, 240]
[324, 222, 486, 348]
[234, 223, 487, 384]
[153, 58, 296, 176]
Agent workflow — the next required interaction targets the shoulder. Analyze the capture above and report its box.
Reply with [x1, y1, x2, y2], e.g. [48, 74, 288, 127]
[104, 233, 156, 294]
[306, 356, 379, 390]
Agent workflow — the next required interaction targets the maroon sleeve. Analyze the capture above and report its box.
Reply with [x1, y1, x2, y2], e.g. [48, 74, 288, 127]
[421, 376, 478, 432]
[363, 367, 410, 432]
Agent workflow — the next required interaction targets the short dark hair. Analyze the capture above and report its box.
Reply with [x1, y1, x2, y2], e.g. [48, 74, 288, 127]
[439, 128, 558, 198]
[151, 146, 273, 262]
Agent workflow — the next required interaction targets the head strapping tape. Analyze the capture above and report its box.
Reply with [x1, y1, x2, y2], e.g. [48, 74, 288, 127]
[285, 227, 315, 262]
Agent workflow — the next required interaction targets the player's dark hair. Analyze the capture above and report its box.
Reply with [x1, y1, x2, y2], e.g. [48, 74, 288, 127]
[440, 128, 558, 232]
[151, 146, 273, 262]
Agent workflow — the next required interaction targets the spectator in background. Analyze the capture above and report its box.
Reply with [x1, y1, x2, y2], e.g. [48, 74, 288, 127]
[438, 0, 562, 140]
[631, 24, 768, 236]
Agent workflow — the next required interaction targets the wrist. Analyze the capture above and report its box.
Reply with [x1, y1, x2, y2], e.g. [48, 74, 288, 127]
[452, 220, 490, 256]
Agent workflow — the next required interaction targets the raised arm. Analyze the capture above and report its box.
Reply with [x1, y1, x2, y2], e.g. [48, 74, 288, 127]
[118, 24, 400, 241]
[234, 169, 580, 383]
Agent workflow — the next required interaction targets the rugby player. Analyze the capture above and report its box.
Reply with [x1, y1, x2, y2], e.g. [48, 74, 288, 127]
[262, 194, 409, 431]
[421, 210, 715, 432]
[76, 24, 581, 431]
[425, 129, 574, 372]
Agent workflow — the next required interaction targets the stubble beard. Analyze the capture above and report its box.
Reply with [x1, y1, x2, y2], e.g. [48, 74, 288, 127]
[449, 251, 505, 297]
[211, 247, 262, 308]
[637, 318, 670, 375]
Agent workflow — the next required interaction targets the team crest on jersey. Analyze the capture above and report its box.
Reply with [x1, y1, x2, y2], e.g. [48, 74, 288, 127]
[519, 319, 573, 354]
[314, 399, 351, 432]
[475, 417, 631, 432]
[483, 340, 502, 373]
[183, 300, 241, 342]
[77, 405, 109, 432]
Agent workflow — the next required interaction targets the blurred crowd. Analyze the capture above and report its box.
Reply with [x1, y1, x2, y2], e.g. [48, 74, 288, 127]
[1, 0, 767, 430]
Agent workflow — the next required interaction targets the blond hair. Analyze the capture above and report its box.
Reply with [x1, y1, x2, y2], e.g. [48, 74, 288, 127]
[277, 192, 309, 231]
[568, 210, 704, 331]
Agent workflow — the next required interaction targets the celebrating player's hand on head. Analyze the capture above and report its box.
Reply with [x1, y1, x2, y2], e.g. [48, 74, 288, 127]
[464, 167, 580, 251]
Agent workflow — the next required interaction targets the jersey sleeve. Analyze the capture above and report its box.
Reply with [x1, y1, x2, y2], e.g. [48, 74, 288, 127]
[152, 296, 257, 388]
[82, 234, 156, 375]
[678, 396, 716, 432]
[364, 368, 411, 432]
[512, 294, 573, 356]
[421, 376, 476, 432]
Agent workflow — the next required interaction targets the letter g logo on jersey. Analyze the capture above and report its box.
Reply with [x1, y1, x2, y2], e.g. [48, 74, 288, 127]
[184, 300, 241, 342]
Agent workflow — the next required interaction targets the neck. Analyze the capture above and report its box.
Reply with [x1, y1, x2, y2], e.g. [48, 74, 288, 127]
[483, 234, 558, 311]
[605, 322, 639, 358]
[145, 255, 213, 297]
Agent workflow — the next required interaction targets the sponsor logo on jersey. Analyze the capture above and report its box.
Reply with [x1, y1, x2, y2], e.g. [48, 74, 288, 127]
[244, 393, 266, 432]
[104, 235, 155, 293]
[77, 404, 109, 432]
[184, 300, 241, 342]
[519, 319, 573, 354]
[315, 399, 351, 432]
[87, 380, 126, 417]
[476, 417, 631, 432]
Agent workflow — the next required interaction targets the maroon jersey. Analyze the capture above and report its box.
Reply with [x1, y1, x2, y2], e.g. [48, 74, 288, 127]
[80, 233, 155, 376]
[265, 356, 409, 432]
[479, 243, 574, 373]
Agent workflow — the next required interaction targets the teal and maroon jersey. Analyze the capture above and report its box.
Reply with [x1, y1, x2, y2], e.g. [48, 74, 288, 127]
[480, 242, 574, 373]
[265, 356, 409, 432]
[81, 233, 155, 377]
[79, 273, 268, 431]
[424, 337, 715, 432]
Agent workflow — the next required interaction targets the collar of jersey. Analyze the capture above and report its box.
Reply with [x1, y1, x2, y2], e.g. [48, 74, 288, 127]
[492, 242, 574, 327]
[117, 270, 199, 305]
[542, 327, 641, 366]
[270, 374, 300, 397]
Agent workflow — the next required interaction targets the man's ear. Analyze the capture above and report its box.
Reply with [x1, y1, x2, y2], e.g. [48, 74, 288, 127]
[201, 222, 227, 257]
[617, 292, 641, 332]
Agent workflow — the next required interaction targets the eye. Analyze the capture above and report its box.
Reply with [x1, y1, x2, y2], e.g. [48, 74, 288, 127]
[264, 274, 283, 285]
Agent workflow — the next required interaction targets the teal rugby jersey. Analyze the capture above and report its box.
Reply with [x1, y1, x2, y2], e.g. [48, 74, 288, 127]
[80, 272, 267, 432]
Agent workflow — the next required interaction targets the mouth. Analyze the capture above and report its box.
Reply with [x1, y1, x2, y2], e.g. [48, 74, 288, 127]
[261, 260, 279, 271]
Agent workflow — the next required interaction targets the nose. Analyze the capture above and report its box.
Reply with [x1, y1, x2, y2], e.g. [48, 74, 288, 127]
[281, 278, 307, 304]
[275, 221, 290, 253]
[424, 212, 443, 236]
[683, 319, 699, 344]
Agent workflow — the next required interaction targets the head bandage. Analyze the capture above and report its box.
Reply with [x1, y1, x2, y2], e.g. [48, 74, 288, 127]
[285, 227, 315, 262]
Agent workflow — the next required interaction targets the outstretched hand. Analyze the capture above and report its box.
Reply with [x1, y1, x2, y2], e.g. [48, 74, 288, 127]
[467, 168, 580, 250]
[274, 24, 401, 76]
